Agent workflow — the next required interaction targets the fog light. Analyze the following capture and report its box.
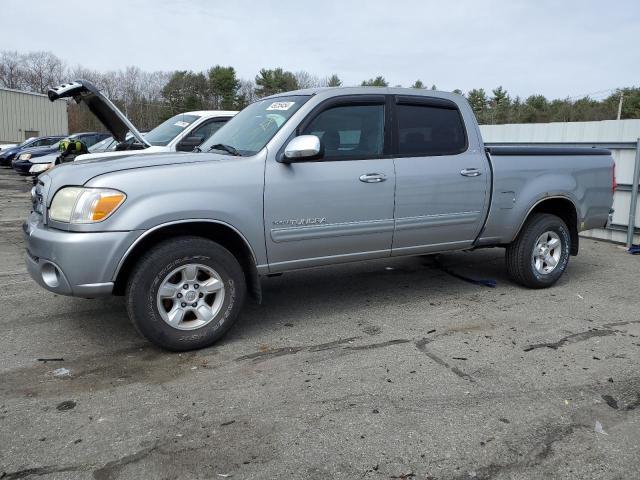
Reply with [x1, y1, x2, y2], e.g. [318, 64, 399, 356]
[41, 262, 60, 288]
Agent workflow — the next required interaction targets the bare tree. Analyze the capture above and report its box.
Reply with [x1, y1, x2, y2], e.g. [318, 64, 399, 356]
[23, 51, 65, 93]
[236, 79, 257, 109]
[294, 70, 322, 89]
[0, 50, 26, 89]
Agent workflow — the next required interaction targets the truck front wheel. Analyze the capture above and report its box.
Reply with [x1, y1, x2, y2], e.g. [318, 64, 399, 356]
[126, 236, 246, 351]
[505, 213, 571, 289]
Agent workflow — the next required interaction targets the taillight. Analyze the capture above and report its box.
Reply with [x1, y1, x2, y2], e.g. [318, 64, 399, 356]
[612, 161, 617, 193]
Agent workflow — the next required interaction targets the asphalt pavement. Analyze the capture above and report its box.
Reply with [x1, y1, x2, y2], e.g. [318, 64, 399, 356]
[0, 167, 638, 480]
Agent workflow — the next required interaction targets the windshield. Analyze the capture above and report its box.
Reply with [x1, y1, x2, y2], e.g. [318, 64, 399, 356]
[89, 136, 114, 152]
[199, 96, 311, 156]
[144, 114, 200, 146]
[19, 137, 37, 147]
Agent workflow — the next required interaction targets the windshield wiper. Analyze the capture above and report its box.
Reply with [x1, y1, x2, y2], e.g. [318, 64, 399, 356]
[208, 143, 241, 156]
[193, 146, 202, 153]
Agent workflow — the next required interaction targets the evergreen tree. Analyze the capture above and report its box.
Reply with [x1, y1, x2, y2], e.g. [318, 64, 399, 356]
[255, 68, 298, 97]
[208, 65, 240, 110]
[361, 76, 388, 87]
[327, 74, 342, 87]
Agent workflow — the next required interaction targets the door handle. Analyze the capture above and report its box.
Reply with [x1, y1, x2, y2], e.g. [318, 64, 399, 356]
[359, 173, 387, 183]
[460, 168, 482, 177]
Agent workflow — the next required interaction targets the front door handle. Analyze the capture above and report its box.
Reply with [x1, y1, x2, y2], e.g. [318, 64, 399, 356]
[359, 173, 387, 183]
[460, 168, 482, 177]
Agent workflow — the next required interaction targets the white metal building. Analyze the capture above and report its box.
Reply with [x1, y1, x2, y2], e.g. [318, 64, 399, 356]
[480, 120, 640, 246]
[0, 87, 68, 144]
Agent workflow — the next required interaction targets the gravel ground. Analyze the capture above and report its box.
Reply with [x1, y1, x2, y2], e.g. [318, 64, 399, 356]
[0, 167, 638, 480]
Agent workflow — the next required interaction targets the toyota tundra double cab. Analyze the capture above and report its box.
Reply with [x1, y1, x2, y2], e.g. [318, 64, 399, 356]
[24, 82, 615, 350]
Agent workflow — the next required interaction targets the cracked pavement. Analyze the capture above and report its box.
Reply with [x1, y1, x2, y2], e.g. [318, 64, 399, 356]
[0, 168, 639, 479]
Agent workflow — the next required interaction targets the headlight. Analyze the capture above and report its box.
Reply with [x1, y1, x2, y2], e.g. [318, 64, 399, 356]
[29, 163, 53, 174]
[19, 153, 32, 160]
[49, 187, 126, 223]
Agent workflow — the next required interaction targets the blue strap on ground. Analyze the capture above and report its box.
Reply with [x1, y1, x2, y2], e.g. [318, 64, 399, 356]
[629, 245, 640, 255]
[432, 257, 497, 288]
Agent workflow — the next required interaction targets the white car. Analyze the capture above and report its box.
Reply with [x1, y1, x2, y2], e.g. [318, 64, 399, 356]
[46, 80, 237, 163]
[74, 110, 237, 162]
[0, 143, 18, 151]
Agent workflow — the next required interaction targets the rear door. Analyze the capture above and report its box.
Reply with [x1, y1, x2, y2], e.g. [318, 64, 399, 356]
[392, 96, 489, 254]
[264, 95, 396, 271]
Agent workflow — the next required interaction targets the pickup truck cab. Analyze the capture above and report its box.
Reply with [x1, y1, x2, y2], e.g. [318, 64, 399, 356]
[24, 85, 615, 351]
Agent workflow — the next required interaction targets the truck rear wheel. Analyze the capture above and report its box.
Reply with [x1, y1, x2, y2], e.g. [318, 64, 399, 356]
[126, 236, 246, 351]
[505, 213, 571, 289]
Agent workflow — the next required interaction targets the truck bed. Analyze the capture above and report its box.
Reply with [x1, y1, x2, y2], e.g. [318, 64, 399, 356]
[477, 146, 614, 246]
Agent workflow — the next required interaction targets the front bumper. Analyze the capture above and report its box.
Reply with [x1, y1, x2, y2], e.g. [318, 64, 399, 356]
[0, 154, 15, 167]
[23, 213, 142, 297]
[12, 159, 34, 175]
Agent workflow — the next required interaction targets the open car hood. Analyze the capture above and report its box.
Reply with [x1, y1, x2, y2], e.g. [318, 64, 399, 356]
[48, 80, 150, 148]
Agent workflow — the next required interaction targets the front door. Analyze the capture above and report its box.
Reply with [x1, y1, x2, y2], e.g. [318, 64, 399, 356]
[392, 96, 489, 255]
[264, 97, 395, 271]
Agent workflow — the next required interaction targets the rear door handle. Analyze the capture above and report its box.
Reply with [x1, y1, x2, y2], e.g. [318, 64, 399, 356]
[359, 173, 387, 183]
[460, 168, 482, 177]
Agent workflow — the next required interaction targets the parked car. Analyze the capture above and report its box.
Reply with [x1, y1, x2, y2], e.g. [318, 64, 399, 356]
[0, 136, 64, 167]
[12, 132, 109, 175]
[24, 86, 615, 351]
[46, 80, 236, 162]
[0, 143, 18, 151]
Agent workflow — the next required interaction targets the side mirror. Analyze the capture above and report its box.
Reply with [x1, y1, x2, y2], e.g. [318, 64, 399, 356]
[177, 135, 205, 152]
[282, 135, 321, 162]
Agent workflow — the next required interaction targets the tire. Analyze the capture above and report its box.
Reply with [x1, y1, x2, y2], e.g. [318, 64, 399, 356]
[126, 236, 246, 351]
[505, 213, 571, 289]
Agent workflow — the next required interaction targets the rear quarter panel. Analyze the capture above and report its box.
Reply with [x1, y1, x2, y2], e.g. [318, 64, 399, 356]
[478, 153, 614, 243]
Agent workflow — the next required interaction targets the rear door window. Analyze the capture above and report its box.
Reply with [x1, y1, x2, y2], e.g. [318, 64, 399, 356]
[396, 101, 467, 156]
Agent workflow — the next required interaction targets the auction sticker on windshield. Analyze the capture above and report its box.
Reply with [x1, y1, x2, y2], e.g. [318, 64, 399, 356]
[174, 121, 191, 128]
[266, 101, 295, 111]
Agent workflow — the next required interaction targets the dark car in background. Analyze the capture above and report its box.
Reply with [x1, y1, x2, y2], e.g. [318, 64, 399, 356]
[0, 136, 64, 167]
[11, 132, 109, 175]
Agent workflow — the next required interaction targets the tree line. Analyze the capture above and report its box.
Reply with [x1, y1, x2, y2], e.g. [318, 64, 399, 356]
[1, 50, 638, 133]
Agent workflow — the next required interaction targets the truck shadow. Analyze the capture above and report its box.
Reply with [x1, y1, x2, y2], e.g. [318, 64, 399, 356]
[231, 249, 516, 339]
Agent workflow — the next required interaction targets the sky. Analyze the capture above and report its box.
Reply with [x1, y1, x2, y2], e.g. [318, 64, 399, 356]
[2, 0, 639, 99]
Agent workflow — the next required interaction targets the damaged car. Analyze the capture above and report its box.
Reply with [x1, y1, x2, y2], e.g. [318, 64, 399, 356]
[47, 80, 237, 162]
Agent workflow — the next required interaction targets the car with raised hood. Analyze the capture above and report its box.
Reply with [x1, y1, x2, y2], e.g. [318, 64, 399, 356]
[45, 80, 236, 162]
[24, 86, 615, 351]
[0, 136, 65, 167]
[13, 132, 109, 175]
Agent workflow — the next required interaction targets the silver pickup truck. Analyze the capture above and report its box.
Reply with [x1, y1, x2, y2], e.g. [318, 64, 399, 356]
[24, 81, 615, 350]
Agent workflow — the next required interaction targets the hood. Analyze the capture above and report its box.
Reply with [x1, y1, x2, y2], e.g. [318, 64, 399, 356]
[17, 145, 58, 158]
[30, 153, 59, 164]
[43, 151, 232, 197]
[48, 80, 150, 147]
[74, 145, 169, 162]
[0, 145, 22, 158]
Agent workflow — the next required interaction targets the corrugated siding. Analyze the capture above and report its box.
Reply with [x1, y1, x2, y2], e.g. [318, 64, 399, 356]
[0, 88, 68, 143]
[479, 120, 640, 245]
